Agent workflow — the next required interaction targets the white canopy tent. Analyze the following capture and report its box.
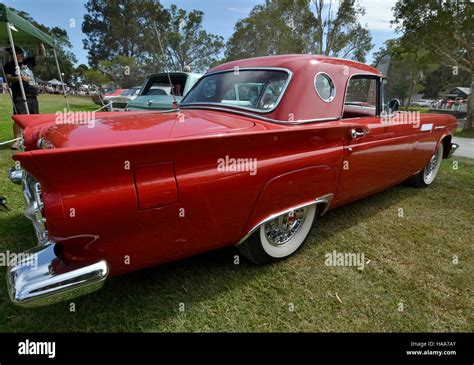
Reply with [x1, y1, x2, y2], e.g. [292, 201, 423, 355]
[47, 78, 65, 86]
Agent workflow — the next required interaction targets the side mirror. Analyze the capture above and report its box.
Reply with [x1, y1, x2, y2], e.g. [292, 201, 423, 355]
[388, 99, 400, 113]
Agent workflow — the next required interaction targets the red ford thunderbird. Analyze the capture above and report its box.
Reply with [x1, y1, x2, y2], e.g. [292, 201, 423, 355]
[6, 55, 459, 307]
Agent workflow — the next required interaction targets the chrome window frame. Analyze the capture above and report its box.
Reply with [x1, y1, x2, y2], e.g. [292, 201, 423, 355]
[179, 67, 293, 114]
[178, 69, 384, 125]
[341, 73, 384, 118]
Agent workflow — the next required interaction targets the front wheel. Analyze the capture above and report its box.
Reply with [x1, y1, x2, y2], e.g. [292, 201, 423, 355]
[237, 204, 316, 265]
[408, 142, 444, 187]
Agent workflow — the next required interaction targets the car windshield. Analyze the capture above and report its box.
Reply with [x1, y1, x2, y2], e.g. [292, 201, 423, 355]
[180, 69, 290, 112]
[122, 88, 140, 96]
[141, 74, 188, 96]
[145, 86, 170, 96]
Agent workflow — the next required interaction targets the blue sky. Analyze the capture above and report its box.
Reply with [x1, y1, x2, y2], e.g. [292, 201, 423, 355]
[3, 0, 397, 66]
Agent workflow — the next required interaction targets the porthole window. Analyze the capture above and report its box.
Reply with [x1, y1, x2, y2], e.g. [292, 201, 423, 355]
[314, 73, 336, 102]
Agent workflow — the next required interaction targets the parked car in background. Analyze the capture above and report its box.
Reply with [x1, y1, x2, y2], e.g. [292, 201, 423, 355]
[92, 88, 125, 106]
[126, 72, 202, 111]
[411, 99, 434, 108]
[107, 87, 141, 112]
[6, 55, 458, 307]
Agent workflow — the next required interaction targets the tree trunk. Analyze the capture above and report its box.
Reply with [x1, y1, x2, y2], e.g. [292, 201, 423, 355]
[404, 52, 418, 111]
[466, 75, 474, 130]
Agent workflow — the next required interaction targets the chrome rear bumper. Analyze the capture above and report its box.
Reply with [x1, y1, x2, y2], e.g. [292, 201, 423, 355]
[6, 243, 108, 307]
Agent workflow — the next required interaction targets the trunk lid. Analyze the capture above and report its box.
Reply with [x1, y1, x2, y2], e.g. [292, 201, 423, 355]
[38, 109, 256, 148]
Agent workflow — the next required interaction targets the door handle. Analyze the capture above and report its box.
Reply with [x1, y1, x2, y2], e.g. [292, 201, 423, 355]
[350, 129, 366, 139]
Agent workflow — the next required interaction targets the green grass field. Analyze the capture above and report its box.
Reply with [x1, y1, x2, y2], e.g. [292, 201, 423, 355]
[455, 128, 474, 139]
[0, 94, 473, 332]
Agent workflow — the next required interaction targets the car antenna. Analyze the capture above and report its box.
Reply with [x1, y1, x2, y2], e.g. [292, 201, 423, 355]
[153, 22, 179, 111]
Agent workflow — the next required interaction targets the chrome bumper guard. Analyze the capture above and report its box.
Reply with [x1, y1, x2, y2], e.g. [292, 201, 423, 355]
[448, 143, 459, 158]
[7, 167, 23, 185]
[7, 243, 108, 307]
[8, 167, 49, 245]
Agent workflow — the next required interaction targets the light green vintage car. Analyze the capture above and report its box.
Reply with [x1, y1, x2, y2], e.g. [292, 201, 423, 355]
[126, 72, 202, 111]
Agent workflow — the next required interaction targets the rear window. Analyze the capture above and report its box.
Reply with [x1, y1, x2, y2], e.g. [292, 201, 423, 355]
[181, 70, 290, 112]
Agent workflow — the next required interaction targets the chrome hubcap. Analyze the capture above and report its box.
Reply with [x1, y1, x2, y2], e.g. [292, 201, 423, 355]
[423, 145, 442, 184]
[264, 208, 307, 246]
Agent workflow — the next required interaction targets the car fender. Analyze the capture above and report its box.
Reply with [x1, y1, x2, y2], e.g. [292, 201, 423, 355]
[238, 165, 336, 243]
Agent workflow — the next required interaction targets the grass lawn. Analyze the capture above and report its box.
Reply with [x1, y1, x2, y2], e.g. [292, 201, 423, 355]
[455, 128, 474, 139]
[0, 94, 473, 332]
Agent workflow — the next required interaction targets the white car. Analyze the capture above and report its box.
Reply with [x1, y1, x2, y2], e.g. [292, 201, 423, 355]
[107, 87, 141, 112]
[411, 99, 433, 108]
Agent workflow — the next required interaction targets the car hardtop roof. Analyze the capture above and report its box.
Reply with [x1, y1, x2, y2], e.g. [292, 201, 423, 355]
[146, 72, 204, 79]
[208, 54, 383, 77]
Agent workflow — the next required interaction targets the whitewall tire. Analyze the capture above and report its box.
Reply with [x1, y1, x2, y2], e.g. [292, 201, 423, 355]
[238, 204, 316, 265]
[408, 142, 444, 188]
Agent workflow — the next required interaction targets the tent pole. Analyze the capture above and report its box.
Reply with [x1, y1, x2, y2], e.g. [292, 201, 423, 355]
[6, 22, 29, 114]
[52, 47, 69, 111]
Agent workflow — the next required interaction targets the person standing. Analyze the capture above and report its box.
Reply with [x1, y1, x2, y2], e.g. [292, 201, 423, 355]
[3, 46, 42, 149]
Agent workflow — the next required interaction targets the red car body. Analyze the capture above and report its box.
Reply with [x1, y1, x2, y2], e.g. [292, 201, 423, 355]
[6, 55, 458, 307]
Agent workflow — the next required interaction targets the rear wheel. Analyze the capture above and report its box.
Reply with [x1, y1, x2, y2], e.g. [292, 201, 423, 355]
[238, 204, 316, 265]
[408, 142, 444, 187]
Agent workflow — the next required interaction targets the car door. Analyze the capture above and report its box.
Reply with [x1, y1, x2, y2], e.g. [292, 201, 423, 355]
[334, 76, 416, 205]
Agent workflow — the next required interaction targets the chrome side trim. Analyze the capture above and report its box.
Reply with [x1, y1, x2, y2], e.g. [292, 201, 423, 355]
[6, 243, 108, 308]
[177, 105, 341, 125]
[448, 143, 459, 158]
[7, 167, 23, 185]
[236, 193, 334, 246]
[315, 193, 334, 215]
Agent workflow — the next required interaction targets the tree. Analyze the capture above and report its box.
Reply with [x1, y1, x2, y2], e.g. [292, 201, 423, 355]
[71, 64, 90, 86]
[82, 0, 169, 68]
[374, 38, 438, 109]
[225, 0, 373, 62]
[82, 69, 111, 86]
[163, 5, 224, 72]
[33, 27, 78, 83]
[98, 56, 144, 87]
[392, 0, 474, 129]
[422, 65, 471, 99]
[311, 0, 373, 61]
[82, 1, 224, 74]
[225, 0, 313, 60]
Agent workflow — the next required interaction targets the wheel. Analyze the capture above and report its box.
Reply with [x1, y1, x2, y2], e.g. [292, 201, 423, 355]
[408, 142, 444, 187]
[238, 204, 316, 265]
